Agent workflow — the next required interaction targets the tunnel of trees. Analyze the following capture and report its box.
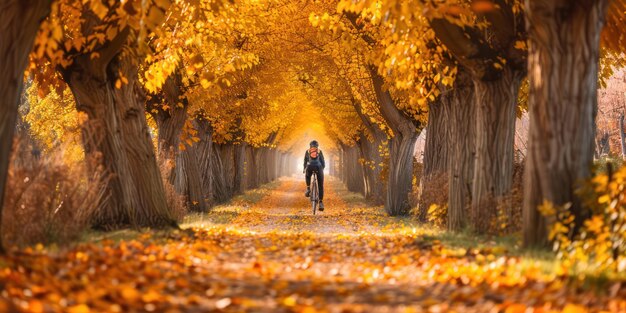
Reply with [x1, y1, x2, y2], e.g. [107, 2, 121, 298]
[1, 0, 625, 255]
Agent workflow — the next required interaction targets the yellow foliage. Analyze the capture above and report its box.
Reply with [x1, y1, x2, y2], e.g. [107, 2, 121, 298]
[427, 204, 447, 228]
[24, 83, 84, 164]
[542, 164, 626, 275]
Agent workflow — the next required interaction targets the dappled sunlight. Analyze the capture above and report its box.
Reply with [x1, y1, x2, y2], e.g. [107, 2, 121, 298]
[1, 0, 625, 312]
[2, 180, 624, 312]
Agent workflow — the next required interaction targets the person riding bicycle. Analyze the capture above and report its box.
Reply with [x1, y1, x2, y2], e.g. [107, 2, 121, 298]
[303, 140, 325, 211]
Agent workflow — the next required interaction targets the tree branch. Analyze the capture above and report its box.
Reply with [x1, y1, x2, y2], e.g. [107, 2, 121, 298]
[429, 18, 501, 81]
[343, 11, 377, 46]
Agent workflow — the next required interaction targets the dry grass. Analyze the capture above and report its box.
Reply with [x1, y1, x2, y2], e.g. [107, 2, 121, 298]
[491, 162, 524, 235]
[413, 160, 524, 233]
[408, 160, 423, 209]
[470, 162, 524, 235]
[2, 142, 107, 248]
[410, 158, 449, 225]
[418, 173, 449, 209]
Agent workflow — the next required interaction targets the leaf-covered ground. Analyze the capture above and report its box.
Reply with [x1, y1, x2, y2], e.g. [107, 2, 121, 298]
[1, 177, 625, 312]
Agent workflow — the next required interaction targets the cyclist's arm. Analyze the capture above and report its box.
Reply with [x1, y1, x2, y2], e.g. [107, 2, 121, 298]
[303, 150, 309, 170]
[320, 150, 326, 169]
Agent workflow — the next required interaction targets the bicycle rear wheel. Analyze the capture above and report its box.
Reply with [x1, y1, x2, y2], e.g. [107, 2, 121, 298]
[311, 174, 319, 215]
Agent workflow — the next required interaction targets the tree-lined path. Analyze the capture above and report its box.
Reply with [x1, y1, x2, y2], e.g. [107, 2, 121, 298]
[215, 177, 374, 234]
[1, 0, 626, 312]
[1, 177, 624, 312]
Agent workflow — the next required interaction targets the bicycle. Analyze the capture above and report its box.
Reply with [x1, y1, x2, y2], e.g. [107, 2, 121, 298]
[310, 171, 320, 215]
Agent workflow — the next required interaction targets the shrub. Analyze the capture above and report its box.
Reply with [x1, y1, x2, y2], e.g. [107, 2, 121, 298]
[408, 160, 423, 209]
[541, 163, 626, 276]
[416, 172, 449, 225]
[489, 161, 524, 235]
[427, 203, 447, 228]
[2, 143, 107, 247]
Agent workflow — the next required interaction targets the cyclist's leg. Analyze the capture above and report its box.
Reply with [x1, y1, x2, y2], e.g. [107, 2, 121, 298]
[317, 166, 324, 201]
[305, 165, 312, 186]
[305, 165, 312, 197]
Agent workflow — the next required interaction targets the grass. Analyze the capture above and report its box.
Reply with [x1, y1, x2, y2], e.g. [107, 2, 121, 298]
[181, 180, 281, 228]
[80, 229, 144, 243]
[74, 180, 282, 244]
[328, 177, 372, 207]
[225, 180, 282, 206]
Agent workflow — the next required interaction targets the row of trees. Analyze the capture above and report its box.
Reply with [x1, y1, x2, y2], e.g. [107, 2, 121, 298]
[1, 0, 624, 252]
[0, 0, 308, 252]
[306, 0, 625, 247]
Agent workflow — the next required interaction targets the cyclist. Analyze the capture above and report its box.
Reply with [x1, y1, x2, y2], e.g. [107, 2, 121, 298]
[303, 140, 325, 211]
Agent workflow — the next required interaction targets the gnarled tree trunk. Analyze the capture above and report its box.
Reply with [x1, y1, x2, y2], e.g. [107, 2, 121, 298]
[218, 144, 236, 199]
[447, 76, 476, 231]
[211, 143, 229, 203]
[233, 142, 246, 195]
[340, 143, 364, 194]
[151, 75, 208, 212]
[349, 144, 365, 194]
[256, 148, 267, 185]
[193, 117, 214, 209]
[65, 47, 175, 229]
[418, 95, 452, 220]
[354, 101, 386, 205]
[0, 0, 52, 252]
[523, 0, 609, 247]
[245, 145, 258, 189]
[471, 68, 522, 233]
[370, 69, 420, 216]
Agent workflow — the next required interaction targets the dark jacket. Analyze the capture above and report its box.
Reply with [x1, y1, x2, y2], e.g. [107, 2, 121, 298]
[303, 148, 325, 169]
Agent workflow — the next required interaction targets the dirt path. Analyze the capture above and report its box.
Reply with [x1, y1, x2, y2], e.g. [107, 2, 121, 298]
[227, 177, 368, 234]
[1, 177, 623, 313]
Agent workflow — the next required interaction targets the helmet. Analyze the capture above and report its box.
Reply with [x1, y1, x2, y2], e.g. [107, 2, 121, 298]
[309, 140, 319, 147]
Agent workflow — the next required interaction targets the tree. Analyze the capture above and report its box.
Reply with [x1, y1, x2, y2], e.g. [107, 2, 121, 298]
[0, 0, 53, 253]
[28, 0, 177, 229]
[522, 0, 625, 246]
[427, 1, 527, 233]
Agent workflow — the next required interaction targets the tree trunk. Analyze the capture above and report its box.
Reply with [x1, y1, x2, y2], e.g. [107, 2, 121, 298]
[341, 143, 364, 194]
[418, 95, 452, 220]
[350, 145, 365, 194]
[523, 0, 609, 247]
[353, 101, 386, 205]
[233, 143, 246, 194]
[0, 0, 52, 252]
[369, 69, 420, 216]
[471, 68, 522, 233]
[619, 113, 626, 160]
[211, 143, 228, 203]
[278, 153, 287, 177]
[64, 48, 175, 228]
[255, 148, 265, 185]
[340, 148, 346, 184]
[217, 144, 236, 198]
[193, 117, 213, 208]
[595, 131, 610, 157]
[356, 136, 371, 197]
[245, 146, 258, 189]
[256, 148, 266, 185]
[423, 97, 451, 177]
[176, 145, 208, 212]
[268, 149, 277, 182]
[447, 77, 476, 231]
[151, 77, 209, 213]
